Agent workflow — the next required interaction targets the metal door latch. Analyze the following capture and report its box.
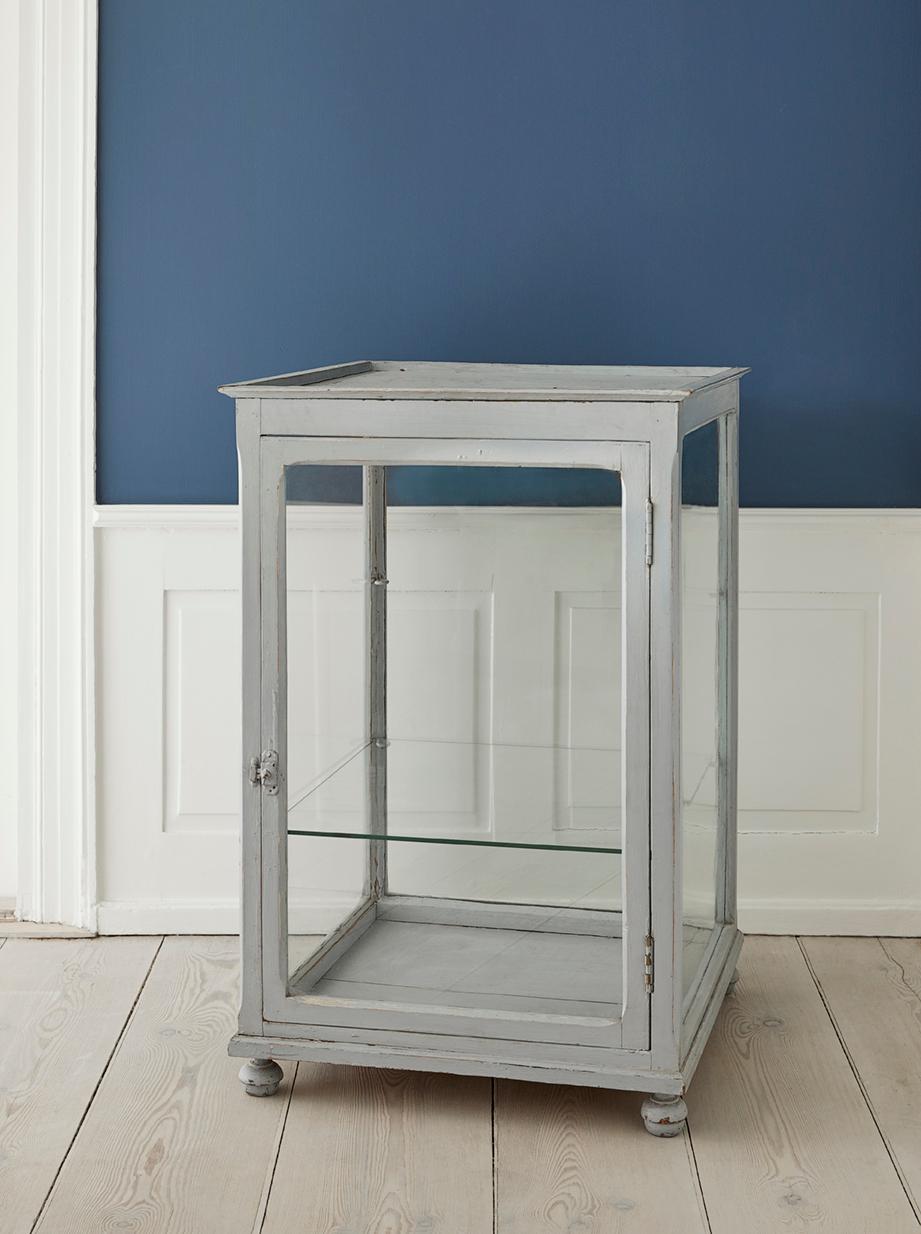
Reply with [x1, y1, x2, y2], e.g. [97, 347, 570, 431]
[248, 750, 278, 795]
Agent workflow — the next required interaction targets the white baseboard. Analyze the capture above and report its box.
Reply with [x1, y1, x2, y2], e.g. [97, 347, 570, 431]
[95, 898, 921, 937]
[96, 895, 355, 936]
[738, 901, 921, 937]
[96, 900, 242, 935]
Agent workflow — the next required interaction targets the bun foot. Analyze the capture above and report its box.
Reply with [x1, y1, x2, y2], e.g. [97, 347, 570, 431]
[239, 1057, 283, 1097]
[641, 1093, 688, 1137]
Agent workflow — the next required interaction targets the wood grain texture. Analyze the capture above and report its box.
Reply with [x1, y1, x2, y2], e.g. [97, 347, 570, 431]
[34, 937, 292, 1234]
[495, 1080, 708, 1233]
[689, 936, 919, 1233]
[262, 1064, 492, 1234]
[0, 937, 160, 1234]
[4, 935, 920, 1232]
[802, 936, 921, 1220]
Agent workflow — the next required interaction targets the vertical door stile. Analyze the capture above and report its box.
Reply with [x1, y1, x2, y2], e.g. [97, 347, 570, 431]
[260, 440, 289, 1019]
[619, 441, 653, 1050]
[649, 423, 683, 1072]
[237, 400, 264, 1035]
[365, 466, 388, 901]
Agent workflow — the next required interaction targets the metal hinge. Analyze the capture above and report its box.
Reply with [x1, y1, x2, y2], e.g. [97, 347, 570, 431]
[248, 749, 278, 795]
[645, 499, 654, 567]
[644, 934, 655, 994]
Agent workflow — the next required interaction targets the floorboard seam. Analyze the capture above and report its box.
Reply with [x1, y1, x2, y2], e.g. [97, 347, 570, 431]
[27, 935, 166, 1234]
[684, 1122, 714, 1234]
[253, 1060, 299, 1234]
[491, 1078, 498, 1234]
[796, 936, 921, 1227]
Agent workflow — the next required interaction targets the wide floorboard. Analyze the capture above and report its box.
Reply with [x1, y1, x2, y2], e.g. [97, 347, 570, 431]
[0, 936, 159, 1234]
[0, 934, 918, 1234]
[690, 937, 918, 1233]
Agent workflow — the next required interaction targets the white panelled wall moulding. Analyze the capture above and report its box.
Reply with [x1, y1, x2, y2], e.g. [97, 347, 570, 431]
[94, 504, 921, 937]
[6, 0, 99, 929]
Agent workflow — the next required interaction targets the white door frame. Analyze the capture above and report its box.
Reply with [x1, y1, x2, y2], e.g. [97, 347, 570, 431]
[2, 0, 99, 928]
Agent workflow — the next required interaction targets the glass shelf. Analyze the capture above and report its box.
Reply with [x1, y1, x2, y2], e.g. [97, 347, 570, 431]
[286, 738, 623, 855]
[288, 828, 621, 854]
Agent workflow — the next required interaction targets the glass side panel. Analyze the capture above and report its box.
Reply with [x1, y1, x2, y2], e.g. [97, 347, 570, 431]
[282, 463, 631, 1033]
[680, 420, 721, 998]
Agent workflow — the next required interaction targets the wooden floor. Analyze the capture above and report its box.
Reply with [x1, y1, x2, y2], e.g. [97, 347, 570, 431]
[1, 935, 919, 1233]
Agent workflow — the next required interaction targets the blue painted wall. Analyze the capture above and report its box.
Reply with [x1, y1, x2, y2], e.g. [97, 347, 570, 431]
[97, 0, 921, 506]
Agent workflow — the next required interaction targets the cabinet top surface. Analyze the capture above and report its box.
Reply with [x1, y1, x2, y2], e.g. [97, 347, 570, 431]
[219, 360, 747, 402]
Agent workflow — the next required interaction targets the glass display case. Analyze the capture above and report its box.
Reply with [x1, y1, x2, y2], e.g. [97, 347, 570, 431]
[220, 361, 746, 1135]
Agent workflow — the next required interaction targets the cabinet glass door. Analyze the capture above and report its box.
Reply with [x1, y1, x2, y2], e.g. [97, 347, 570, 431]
[259, 439, 650, 1050]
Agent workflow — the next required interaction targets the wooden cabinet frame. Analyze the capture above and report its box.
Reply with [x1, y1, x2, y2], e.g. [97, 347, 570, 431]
[223, 363, 745, 1132]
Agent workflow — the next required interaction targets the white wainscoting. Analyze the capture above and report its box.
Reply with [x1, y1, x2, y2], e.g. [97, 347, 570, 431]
[94, 506, 921, 936]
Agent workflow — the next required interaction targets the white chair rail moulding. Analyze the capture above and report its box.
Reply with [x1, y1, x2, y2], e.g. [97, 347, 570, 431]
[94, 503, 921, 937]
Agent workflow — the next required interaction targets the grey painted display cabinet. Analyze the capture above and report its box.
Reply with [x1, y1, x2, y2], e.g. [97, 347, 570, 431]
[220, 361, 746, 1135]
